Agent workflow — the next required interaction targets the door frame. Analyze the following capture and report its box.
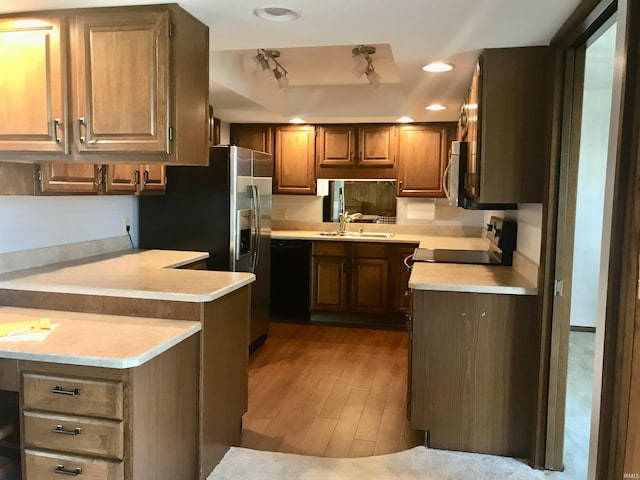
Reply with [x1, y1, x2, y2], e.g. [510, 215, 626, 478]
[534, 0, 640, 477]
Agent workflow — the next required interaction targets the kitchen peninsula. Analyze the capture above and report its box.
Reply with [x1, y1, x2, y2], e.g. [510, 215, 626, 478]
[0, 246, 254, 480]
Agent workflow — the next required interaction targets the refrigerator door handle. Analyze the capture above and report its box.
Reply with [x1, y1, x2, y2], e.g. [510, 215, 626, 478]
[251, 185, 262, 274]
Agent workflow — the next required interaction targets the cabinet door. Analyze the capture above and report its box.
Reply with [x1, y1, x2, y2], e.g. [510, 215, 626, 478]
[138, 164, 166, 193]
[0, 16, 67, 154]
[464, 63, 479, 198]
[71, 11, 169, 154]
[38, 163, 99, 194]
[311, 256, 348, 312]
[317, 126, 356, 167]
[105, 164, 137, 193]
[397, 125, 448, 197]
[274, 125, 316, 194]
[358, 125, 395, 167]
[230, 124, 273, 154]
[392, 245, 417, 313]
[351, 257, 389, 314]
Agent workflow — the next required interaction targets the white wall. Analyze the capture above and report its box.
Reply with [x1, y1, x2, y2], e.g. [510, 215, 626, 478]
[484, 204, 543, 264]
[0, 196, 138, 254]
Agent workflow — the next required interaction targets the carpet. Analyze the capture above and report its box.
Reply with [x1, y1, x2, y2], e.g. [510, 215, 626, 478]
[208, 446, 549, 480]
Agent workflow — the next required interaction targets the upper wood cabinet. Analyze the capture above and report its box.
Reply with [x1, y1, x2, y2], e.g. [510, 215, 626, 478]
[0, 15, 66, 154]
[459, 47, 552, 204]
[397, 125, 449, 197]
[316, 124, 397, 178]
[0, 5, 209, 165]
[38, 163, 100, 194]
[230, 124, 274, 154]
[104, 164, 166, 194]
[274, 125, 316, 195]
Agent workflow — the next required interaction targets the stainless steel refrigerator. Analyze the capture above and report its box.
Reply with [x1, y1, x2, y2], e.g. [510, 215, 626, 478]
[138, 145, 272, 349]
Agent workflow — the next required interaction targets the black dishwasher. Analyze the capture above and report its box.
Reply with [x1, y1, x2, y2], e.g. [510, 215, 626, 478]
[270, 240, 311, 321]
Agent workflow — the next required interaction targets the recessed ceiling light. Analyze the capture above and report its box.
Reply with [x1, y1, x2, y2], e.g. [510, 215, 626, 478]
[425, 104, 447, 111]
[253, 6, 301, 22]
[396, 116, 414, 123]
[422, 62, 455, 73]
[289, 117, 306, 124]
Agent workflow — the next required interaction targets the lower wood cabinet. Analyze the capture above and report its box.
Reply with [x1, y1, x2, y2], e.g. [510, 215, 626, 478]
[18, 334, 199, 480]
[409, 290, 538, 458]
[311, 241, 416, 318]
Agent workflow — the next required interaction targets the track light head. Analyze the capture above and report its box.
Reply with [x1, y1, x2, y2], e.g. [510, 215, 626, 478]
[352, 45, 381, 87]
[254, 49, 290, 88]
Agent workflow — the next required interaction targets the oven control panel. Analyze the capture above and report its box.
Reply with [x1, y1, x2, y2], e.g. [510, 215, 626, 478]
[486, 216, 517, 253]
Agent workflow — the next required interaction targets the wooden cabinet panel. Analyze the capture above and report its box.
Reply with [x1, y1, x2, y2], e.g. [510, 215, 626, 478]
[105, 164, 165, 194]
[38, 163, 99, 194]
[397, 125, 448, 197]
[72, 11, 169, 154]
[352, 258, 388, 314]
[230, 124, 273, 154]
[24, 411, 124, 459]
[24, 449, 123, 480]
[391, 244, 417, 313]
[312, 255, 348, 312]
[359, 125, 395, 167]
[460, 47, 552, 203]
[23, 373, 124, 420]
[317, 125, 356, 167]
[275, 125, 316, 194]
[0, 16, 67, 154]
[410, 290, 538, 457]
[0, 5, 209, 165]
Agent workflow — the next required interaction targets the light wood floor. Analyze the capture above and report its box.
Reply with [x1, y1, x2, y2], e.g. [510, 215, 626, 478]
[241, 321, 424, 457]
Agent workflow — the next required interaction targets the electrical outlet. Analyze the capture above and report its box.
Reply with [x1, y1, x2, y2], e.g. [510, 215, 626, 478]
[122, 217, 130, 233]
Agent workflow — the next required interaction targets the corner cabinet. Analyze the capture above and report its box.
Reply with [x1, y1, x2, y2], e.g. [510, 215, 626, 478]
[459, 47, 552, 204]
[0, 5, 209, 165]
[397, 125, 450, 197]
[274, 125, 316, 194]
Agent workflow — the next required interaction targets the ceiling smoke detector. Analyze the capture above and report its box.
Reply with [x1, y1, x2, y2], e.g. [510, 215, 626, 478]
[253, 6, 301, 22]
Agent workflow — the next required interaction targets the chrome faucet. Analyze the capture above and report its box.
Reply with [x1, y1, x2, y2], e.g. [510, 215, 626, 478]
[338, 211, 363, 234]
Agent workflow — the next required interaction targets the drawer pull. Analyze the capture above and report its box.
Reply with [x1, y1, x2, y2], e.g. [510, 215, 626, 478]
[51, 386, 81, 396]
[55, 465, 83, 476]
[53, 424, 82, 436]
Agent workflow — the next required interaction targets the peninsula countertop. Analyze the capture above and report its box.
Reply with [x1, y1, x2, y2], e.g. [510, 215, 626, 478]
[0, 306, 200, 368]
[0, 249, 255, 303]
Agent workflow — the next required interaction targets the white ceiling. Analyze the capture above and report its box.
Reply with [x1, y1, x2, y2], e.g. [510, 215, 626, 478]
[1, 0, 583, 123]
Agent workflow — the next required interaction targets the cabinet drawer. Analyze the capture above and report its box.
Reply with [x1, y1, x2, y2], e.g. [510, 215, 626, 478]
[23, 373, 123, 420]
[24, 411, 123, 459]
[24, 448, 123, 480]
[313, 241, 349, 257]
[353, 243, 388, 259]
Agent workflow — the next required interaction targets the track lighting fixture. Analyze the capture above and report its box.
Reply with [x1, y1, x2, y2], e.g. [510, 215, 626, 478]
[351, 45, 381, 89]
[253, 49, 289, 88]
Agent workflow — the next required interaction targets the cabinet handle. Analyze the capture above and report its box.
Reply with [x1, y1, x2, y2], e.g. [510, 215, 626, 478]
[404, 290, 411, 296]
[134, 170, 140, 186]
[55, 465, 83, 476]
[94, 167, 104, 186]
[143, 170, 149, 185]
[51, 386, 80, 396]
[52, 119, 63, 144]
[78, 118, 86, 143]
[53, 425, 82, 436]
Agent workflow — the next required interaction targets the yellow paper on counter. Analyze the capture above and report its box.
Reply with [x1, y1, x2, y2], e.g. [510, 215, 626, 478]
[0, 318, 51, 337]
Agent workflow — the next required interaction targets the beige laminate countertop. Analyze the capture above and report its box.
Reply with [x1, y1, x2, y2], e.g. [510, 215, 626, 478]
[409, 262, 537, 295]
[273, 230, 492, 250]
[0, 306, 200, 368]
[0, 249, 255, 303]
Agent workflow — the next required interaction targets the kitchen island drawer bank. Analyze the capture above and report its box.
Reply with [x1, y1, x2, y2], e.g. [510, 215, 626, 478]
[0, 3, 209, 165]
[0, 249, 254, 479]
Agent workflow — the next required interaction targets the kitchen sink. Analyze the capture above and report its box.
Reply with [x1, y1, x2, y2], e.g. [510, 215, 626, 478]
[317, 231, 394, 238]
